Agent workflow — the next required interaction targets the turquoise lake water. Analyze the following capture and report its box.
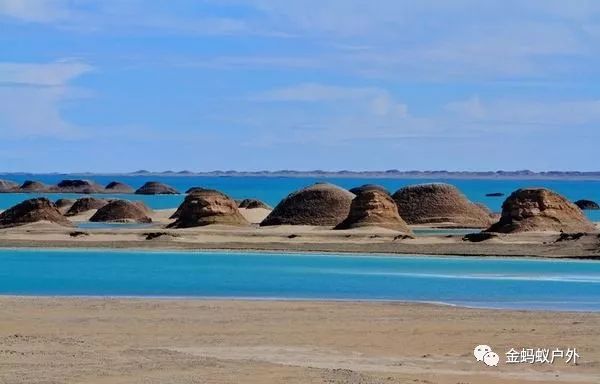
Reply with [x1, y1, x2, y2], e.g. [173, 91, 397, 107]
[1, 175, 600, 221]
[1, 249, 599, 311]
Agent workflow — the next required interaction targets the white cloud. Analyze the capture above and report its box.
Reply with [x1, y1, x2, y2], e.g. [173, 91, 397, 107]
[254, 83, 383, 102]
[0, 60, 93, 86]
[445, 96, 486, 119]
[3, 1, 600, 80]
[252, 83, 409, 121]
[0, 60, 92, 137]
[0, 0, 72, 23]
[444, 96, 600, 126]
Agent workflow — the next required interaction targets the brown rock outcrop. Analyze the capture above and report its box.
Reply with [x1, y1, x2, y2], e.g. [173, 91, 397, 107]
[392, 183, 493, 228]
[19, 180, 48, 192]
[135, 181, 179, 195]
[90, 200, 152, 223]
[238, 198, 271, 209]
[574, 199, 599, 210]
[168, 189, 248, 228]
[349, 184, 390, 195]
[0, 198, 71, 227]
[0, 179, 18, 192]
[261, 183, 354, 226]
[105, 181, 135, 193]
[335, 189, 413, 234]
[65, 197, 110, 216]
[52, 179, 103, 194]
[487, 188, 596, 233]
[54, 198, 76, 213]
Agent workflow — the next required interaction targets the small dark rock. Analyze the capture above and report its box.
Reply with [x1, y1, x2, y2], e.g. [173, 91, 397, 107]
[462, 232, 497, 242]
[144, 232, 177, 240]
[69, 231, 89, 237]
[555, 232, 585, 242]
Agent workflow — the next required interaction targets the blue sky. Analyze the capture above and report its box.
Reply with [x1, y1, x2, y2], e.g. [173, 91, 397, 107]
[1, 0, 600, 172]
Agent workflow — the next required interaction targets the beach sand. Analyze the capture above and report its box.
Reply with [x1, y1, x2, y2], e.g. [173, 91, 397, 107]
[0, 297, 598, 383]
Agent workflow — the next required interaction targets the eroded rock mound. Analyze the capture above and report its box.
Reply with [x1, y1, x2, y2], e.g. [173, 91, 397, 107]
[168, 189, 248, 228]
[53, 179, 103, 194]
[335, 189, 413, 233]
[105, 181, 134, 193]
[65, 197, 110, 216]
[171, 188, 228, 219]
[574, 199, 599, 210]
[349, 184, 390, 195]
[90, 200, 152, 223]
[19, 180, 48, 192]
[238, 198, 271, 209]
[0, 179, 18, 192]
[261, 183, 354, 226]
[186, 187, 211, 194]
[392, 183, 493, 227]
[135, 181, 179, 195]
[487, 188, 596, 233]
[0, 198, 71, 227]
[55, 198, 76, 213]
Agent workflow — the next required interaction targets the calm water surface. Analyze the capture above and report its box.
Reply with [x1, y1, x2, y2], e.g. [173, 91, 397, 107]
[1, 249, 599, 311]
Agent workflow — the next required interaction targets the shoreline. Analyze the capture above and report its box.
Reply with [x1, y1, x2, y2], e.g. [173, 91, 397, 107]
[2, 243, 600, 261]
[1, 235, 598, 259]
[1, 294, 596, 314]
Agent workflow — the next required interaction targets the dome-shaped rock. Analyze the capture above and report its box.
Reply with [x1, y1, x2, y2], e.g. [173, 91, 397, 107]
[0, 198, 71, 227]
[0, 179, 18, 192]
[238, 198, 271, 209]
[19, 180, 48, 192]
[487, 188, 596, 233]
[335, 189, 413, 233]
[135, 181, 179, 195]
[261, 183, 354, 226]
[185, 187, 212, 194]
[65, 197, 110, 216]
[171, 188, 228, 219]
[105, 181, 134, 193]
[52, 179, 103, 194]
[90, 200, 152, 223]
[349, 184, 390, 195]
[168, 189, 248, 228]
[392, 183, 493, 227]
[574, 199, 599, 210]
[54, 198, 76, 213]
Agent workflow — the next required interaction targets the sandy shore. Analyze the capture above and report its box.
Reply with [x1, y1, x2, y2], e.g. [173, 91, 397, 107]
[0, 297, 597, 384]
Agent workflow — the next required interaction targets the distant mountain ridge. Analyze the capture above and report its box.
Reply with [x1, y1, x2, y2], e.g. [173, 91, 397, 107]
[3, 170, 600, 180]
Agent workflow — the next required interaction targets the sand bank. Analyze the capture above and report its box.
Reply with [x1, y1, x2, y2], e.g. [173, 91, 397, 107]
[0, 297, 598, 383]
[0, 220, 598, 258]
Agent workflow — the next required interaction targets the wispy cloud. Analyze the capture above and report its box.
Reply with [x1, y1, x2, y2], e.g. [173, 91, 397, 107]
[0, 60, 92, 86]
[3, 1, 600, 80]
[0, 60, 93, 137]
[253, 83, 385, 102]
[0, 0, 72, 23]
[445, 96, 600, 127]
[252, 83, 408, 119]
